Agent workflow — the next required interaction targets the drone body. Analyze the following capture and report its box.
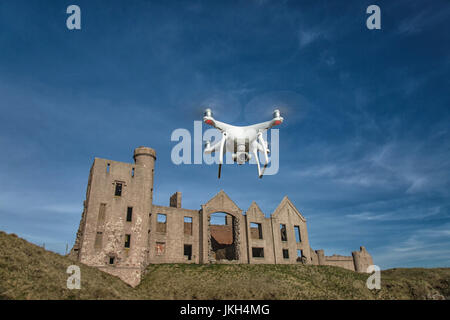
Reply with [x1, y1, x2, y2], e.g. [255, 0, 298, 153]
[203, 108, 283, 178]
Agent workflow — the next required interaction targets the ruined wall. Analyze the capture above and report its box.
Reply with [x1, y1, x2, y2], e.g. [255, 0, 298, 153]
[149, 204, 200, 264]
[200, 191, 248, 264]
[170, 192, 182, 208]
[71, 146, 374, 286]
[210, 224, 234, 260]
[313, 247, 374, 273]
[69, 165, 95, 260]
[271, 197, 311, 264]
[309, 248, 319, 265]
[74, 147, 155, 286]
[323, 255, 356, 271]
[210, 225, 233, 244]
[69, 200, 87, 260]
[352, 246, 374, 272]
[245, 202, 275, 264]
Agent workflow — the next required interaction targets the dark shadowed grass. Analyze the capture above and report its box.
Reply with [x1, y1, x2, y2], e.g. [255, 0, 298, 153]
[0, 231, 448, 300]
[0, 231, 139, 299]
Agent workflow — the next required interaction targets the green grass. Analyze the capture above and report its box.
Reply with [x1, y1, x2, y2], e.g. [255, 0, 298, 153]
[0, 231, 448, 299]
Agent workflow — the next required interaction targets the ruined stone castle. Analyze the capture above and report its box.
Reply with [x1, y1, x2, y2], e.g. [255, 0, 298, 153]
[71, 146, 373, 286]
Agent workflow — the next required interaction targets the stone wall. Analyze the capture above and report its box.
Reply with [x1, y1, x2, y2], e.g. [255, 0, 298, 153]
[71, 146, 374, 287]
[245, 202, 276, 264]
[199, 191, 248, 264]
[352, 246, 374, 272]
[270, 197, 311, 264]
[313, 247, 374, 272]
[149, 204, 200, 264]
[72, 147, 155, 286]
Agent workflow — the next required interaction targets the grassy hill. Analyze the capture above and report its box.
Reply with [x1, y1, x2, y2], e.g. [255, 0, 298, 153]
[0, 231, 448, 300]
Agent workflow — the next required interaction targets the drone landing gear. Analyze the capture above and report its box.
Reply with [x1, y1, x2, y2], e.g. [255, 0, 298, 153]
[259, 164, 268, 179]
[256, 132, 270, 179]
[253, 149, 268, 179]
[217, 132, 227, 179]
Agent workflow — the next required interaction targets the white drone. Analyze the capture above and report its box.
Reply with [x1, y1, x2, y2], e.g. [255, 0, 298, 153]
[203, 108, 283, 178]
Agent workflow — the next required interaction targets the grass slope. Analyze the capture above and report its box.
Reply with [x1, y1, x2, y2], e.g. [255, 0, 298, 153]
[0, 231, 448, 300]
[0, 231, 138, 299]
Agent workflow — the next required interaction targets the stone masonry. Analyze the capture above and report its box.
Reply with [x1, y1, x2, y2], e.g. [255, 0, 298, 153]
[70, 146, 374, 286]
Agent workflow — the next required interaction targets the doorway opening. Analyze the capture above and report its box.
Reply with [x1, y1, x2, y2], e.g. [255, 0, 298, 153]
[209, 212, 238, 261]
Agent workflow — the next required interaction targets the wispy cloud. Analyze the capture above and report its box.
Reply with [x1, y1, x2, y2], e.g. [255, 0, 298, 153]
[346, 206, 445, 222]
[294, 135, 450, 196]
[396, 5, 450, 35]
[41, 204, 82, 215]
[298, 30, 324, 48]
[373, 224, 450, 268]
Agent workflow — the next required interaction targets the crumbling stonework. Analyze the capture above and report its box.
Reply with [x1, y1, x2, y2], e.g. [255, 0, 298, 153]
[353, 246, 374, 272]
[71, 146, 374, 286]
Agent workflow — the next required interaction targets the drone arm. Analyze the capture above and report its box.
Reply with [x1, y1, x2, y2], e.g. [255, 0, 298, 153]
[203, 116, 233, 132]
[252, 118, 282, 132]
[258, 120, 274, 131]
[213, 120, 233, 132]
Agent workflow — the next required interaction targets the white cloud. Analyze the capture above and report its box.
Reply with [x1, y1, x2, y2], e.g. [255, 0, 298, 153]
[345, 206, 444, 222]
[405, 176, 428, 194]
[298, 30, 323, 48]
[296, 164, 338, 178]
[346, 211, 391, 221]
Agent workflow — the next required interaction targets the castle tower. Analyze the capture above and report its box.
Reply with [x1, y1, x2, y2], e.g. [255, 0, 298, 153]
[131, 147, 156, 268]
[352, 246, 374, 273]
[71, 146, 156, 286]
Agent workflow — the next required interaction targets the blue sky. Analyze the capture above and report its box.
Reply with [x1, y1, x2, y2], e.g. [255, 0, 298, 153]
[0, 0, 449, 269]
